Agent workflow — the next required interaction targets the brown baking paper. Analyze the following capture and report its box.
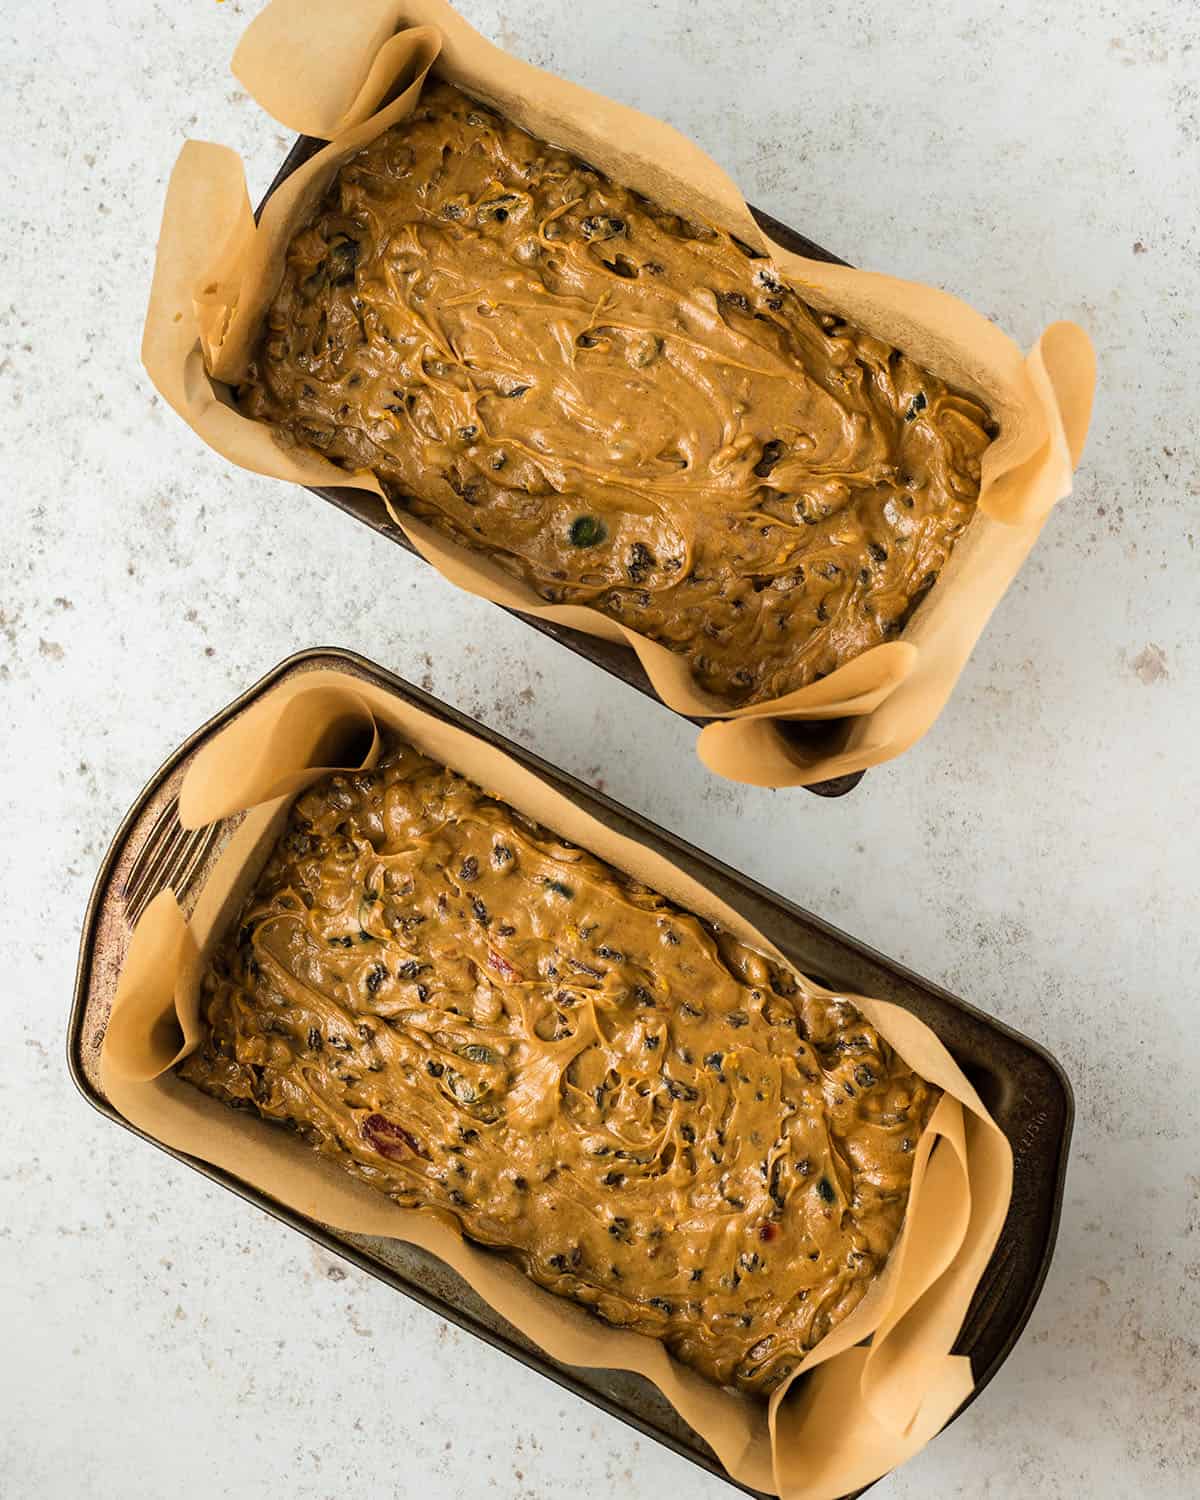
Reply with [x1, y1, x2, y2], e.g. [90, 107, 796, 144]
[100, 667, 1011, 1497]
[141, 0, 1095, 786]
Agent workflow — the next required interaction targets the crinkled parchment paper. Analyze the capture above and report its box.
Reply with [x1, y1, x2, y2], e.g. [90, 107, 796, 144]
[101, 667, 1012, 1497]
[141, 0, 1094, 786]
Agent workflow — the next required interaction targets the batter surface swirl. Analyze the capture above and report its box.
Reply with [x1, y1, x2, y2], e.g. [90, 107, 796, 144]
[240, 81, 994, 706]
[181, 740, 938, 1393]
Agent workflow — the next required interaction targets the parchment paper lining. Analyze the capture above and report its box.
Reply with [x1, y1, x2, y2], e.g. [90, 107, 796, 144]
[100, 668, 1012, 1499]
[140, 0, 1095, 787]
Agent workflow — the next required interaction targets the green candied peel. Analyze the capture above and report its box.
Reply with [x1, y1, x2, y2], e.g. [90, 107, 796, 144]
[568, 515, 607, 548]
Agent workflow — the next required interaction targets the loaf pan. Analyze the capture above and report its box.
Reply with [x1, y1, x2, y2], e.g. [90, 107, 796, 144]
[69, 649, 1072, 1497]
[254, 130, 866, 800]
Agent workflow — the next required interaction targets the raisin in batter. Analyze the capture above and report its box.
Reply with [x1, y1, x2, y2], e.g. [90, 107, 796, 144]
[180, 741, 937, 1394]
[239, 82, 994, 707]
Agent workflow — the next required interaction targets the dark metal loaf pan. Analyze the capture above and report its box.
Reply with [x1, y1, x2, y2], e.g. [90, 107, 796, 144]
[252, 122, 866, 800]
[69, 649, 1072, 1498]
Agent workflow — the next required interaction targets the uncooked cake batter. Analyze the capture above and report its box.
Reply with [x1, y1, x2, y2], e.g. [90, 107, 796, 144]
[181, 740, 938, 1393]
[239, 82, 994, 706]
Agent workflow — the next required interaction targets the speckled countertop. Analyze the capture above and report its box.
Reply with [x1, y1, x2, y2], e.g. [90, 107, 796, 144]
[2, 1, 1198, 1495]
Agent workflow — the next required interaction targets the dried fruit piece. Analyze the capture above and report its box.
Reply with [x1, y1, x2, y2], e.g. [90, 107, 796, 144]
[486, 946, 522, 983]
[569, 515, 606, 548]
[362, 1113, 421, 1160]
[580, 215, 625, 241]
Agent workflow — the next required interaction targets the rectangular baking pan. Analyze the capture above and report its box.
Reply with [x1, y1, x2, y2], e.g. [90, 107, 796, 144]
[253, 126, 866, 800]
[69, 649, 1072, 1498]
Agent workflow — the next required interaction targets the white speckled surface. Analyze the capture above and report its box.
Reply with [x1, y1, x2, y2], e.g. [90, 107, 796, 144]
[3, 0, 1198, 1494]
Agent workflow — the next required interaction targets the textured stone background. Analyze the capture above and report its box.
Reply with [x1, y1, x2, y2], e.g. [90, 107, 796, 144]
[2, 0, 1198, 1495]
